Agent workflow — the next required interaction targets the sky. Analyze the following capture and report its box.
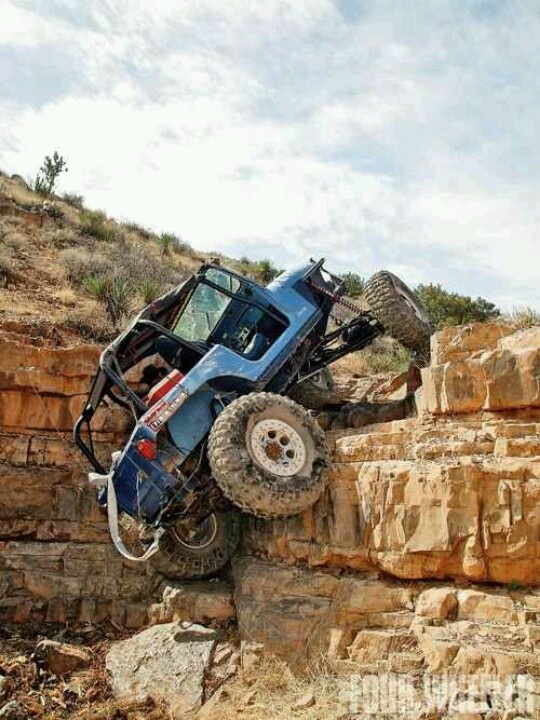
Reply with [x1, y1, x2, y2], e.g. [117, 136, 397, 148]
[1, 0, 539, 310]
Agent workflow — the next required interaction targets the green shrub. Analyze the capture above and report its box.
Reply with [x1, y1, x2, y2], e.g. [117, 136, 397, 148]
[80, 209, 117, 242]
[235, 257, 281, 283]
[415, 283, 500, 329]
[340, 272, 365, 297]
[122, 221, 153, 240]
[60, 248, 113, 284]
[83, 275, 108, 302]
[62, 192, 84, 209]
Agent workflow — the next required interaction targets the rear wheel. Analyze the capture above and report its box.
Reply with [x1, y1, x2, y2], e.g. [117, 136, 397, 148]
[208, 392, 327, 518]
[364, 271, 432, 362]
[288, 367, 336, 409]
[150, 510, 241, 580]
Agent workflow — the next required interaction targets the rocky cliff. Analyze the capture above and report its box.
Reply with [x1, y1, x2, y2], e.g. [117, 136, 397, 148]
[244, 323, 540, 585]
[0, 321, 539, 687]
[0, 322, 153, 626]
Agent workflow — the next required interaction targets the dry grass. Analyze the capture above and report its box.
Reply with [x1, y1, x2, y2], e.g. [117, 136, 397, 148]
[0, 174, 205, 338]
[0, 622, 172, 719]
[502, 307, 540, 330]
[196, 654, 347, 720]
[333, 338, 411, 377]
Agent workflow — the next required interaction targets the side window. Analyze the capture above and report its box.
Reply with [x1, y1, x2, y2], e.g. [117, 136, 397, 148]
[206, 268, 240, 294]
[174, 284, 230, 342]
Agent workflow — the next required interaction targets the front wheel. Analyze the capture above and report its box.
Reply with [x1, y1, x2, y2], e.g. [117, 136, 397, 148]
[208, 393, 327, 518]
[150, 510, 241, 580]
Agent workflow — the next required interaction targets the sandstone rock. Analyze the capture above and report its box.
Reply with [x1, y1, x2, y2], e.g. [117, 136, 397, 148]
[33, 639, 92, 675]
[415, 588, 457, 620]
[245, 418, 540, 583]
[106, 622, 217, 714]
[150, 581, 235, 626]
[0, 337, 100, 396]
[424, 326, 540, 415]
[234, 557, 540, 678]
[416, 633, 459, 672]
[292, 691, 316, 710]
[241, 689, 257, 706]
[431, 323, 514, 364]
[457, 589, 518, 624]
[213, 642, 234, 666]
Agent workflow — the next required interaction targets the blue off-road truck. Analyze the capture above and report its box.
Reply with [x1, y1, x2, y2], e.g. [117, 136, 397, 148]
[75, 259, 431, 578]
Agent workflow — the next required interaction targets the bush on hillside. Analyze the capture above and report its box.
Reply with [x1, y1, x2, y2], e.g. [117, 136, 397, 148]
[60, 248, 114, 284]
[158, 232, 194, 257]
[415, 283, 500, 329]
[80, 209, 118, 242]
[122, 221, 153, 240]
[62, 192, 84, 209]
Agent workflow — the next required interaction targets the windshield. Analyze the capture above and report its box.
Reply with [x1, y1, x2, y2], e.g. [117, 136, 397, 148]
[174, 268, 240, 342]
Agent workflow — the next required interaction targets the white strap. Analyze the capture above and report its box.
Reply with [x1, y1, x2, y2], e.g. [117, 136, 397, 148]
[107, 473, 163, 563]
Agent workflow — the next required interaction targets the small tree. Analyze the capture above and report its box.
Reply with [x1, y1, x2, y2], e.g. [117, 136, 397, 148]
[35, 151, 68, 196]
[340, 272, 365, 297]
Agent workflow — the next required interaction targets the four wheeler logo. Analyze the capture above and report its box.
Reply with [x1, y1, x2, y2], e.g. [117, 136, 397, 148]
[144, 388, 189, 431]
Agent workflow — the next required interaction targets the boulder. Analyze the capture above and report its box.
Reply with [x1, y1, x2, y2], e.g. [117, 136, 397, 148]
[106, 622, 218, 714]
[33, 639, 92, 675]
[148, 581, 235, 626]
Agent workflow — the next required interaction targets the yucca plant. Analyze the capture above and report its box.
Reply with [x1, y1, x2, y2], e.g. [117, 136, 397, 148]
[106, 276, 132, 325]
[83, 274, 132, 326]
[83, 275, 108, 302]
[158, 233, 176, 256]
[139, 277, 162, 304]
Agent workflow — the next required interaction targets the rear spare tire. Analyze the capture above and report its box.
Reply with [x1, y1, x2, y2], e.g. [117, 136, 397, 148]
[364, 271, 432, 361]
[208, 392, 327, 518]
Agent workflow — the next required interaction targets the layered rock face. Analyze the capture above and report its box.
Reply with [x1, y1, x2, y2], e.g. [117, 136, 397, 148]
[0, 325, 154, 626]
[234, 558, 540, 678]
[0, 319, 538, 668]
[244, 323, 540, 585]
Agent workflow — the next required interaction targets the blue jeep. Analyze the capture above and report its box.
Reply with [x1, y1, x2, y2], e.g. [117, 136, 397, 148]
[75, 259, 431, 578]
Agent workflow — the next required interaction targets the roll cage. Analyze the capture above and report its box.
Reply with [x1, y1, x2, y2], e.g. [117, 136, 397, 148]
[74, 263, 290, 473]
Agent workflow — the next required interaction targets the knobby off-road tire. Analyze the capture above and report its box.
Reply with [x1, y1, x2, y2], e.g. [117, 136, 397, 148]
[150, 510, 241, 580]
[208, 392, 327, 518]
[364, 271, 433, 361]
[288, 367, 336, 410]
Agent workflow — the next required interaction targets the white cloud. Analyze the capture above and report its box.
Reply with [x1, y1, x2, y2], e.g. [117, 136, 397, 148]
[1, 0, 539, 309]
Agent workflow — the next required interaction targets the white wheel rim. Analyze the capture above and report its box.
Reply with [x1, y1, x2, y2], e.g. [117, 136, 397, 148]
[171, 514, 218, 550]
[249, 418, 307, 477]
